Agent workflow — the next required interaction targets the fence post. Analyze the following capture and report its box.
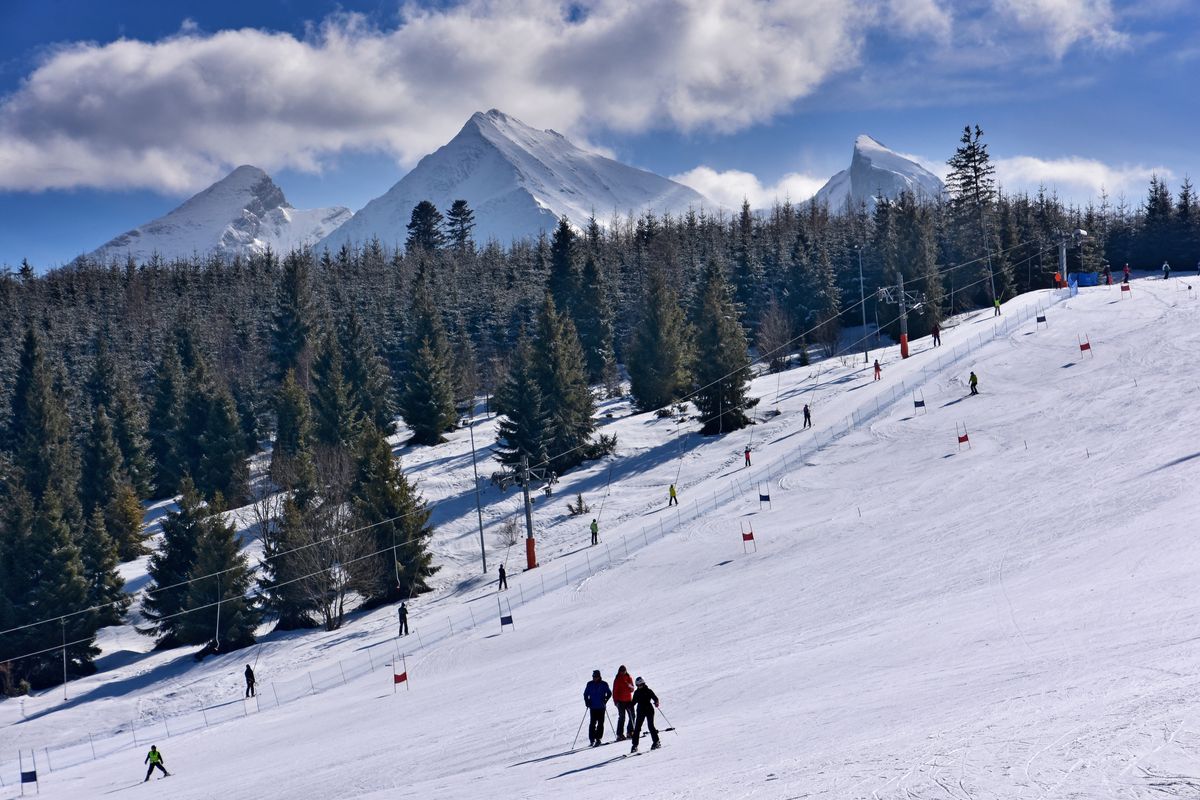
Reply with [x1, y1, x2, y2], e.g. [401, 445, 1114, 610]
[338, 661, 347, 685]
[308, 673, 316, 695]
[271, 684, 280, 709]
[88, 734, 96, 761]
[519, 583, 525, 604]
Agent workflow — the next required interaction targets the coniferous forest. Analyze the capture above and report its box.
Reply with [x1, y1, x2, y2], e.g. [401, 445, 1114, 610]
[1, 128, 1198, 692]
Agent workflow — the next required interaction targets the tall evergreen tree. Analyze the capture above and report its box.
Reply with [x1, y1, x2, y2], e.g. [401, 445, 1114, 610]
[269, 252, 316, 386]
[148, 345, 186, 497]
[494, 335, 551, 468]
[547, 217, 580, 319]
[692, 260, 754, 435]
[351, 422, 437, 606]
[398, 274, 457, 445]
[532, 294, 595, 472]
[141, 478, 205, 646]
[175, 511, 259, 652]
[310, 331, 361, 451]
[945, 124, 1001, 307]
[80, 506, 129, 626]
[271, 369, 312, 483]
[198, 385, 250, 505]
[80, 406, 124, 518]
[405, 201, 446, 252]
[337, 311, 396, 435]
[731, 199, 765, 327]
[446, 199, 476, 253]
[574, 249, 617, 385]
[627, 267, 692, 411]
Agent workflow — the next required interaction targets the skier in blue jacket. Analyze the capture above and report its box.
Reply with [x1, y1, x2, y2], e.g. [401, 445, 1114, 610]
[583, 669, 612, 747]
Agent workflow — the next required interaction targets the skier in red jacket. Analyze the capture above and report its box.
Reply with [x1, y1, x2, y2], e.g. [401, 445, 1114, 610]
[612, 665, 635, 740]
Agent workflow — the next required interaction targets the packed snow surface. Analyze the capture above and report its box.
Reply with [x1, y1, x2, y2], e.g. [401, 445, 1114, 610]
[814, 134, 944, 210]
[87, 166, 352, 264]
[5, 276, 1200, 799]
[318, 109, 714, 250]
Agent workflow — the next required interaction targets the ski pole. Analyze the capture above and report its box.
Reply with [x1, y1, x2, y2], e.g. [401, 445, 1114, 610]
[657, 705, 677, 733]
[571, 710, 588, 749]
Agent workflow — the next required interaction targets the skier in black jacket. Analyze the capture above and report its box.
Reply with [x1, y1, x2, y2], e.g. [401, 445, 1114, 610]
[629, 677, 661, 752]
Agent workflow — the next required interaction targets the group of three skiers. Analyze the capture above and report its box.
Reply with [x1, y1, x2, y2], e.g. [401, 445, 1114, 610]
[584, 666, 662, 753]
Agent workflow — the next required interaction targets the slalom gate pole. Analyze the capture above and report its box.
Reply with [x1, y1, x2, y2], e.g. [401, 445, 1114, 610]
[571, 710, 588, 749]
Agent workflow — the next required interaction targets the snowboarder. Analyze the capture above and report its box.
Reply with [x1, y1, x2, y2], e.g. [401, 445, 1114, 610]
[1163, 260, 1171, 280]
[244, 664, 255, 698]
[498, 564, 507, 591]
[613, 665, 635, 740]
[1123, 263, 1131, 283]
[398, 603, 409, 637]
[590, 518, 599, 546]
[802, 403, 812, 429]
[931, 323, 941, 347]
[873, 360, 881, 381]
[143, 745, 170, 781]
[744, 447, 752, 467]
[969, 371, 979, 396]
[629, 677, 661, 753]
[583, 669, 612, 747]
[993, 297, 1002, 317]
[668, 484, 678, 507]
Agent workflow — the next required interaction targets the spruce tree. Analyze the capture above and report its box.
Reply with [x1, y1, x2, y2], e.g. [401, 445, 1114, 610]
[446, 199, 476, 253]
[108, 483, 147, 560]
[198, 385, 250, 505]
[946, 124, 1001, 307]
[405, 201, 446, 252]
[627, 267, 692, 411]
[110, 390, 152, 497]
[142, 478, 205, 646]
[338, 311, 396, 435]
[732, 199, 764, 327]
[269, 252, 316, 386]
[271, 369, 312, 484]
[494, 335, 551, 468]
[176, 511, 259, 651]
[148, 345, 186, 497]
[692, 260, 754, 435]
[80, 405, 124, 518]
[547, 217, 580, 320]
[80, 506, 128, 626]
[575, 249, 617, 385]
[398, 274, 457, 445]
[351, 422, 437, 606]
[533, 294, 595, 471]
[258, 494, 318, 631]
[310, 330, 361, 450]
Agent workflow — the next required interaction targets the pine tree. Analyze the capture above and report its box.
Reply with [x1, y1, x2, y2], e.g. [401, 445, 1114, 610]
[198, 385, 249, 505]
[148, 345, 186, 498]
[627, 267, 692, 411]
[310, 329, 361, 450]
[405, 201, 446, 252]
[446, 199, 476, 253]
[175, 511, 259, 652]
[351, 422, 437, 606]
[80, 506, 128, 626]
[547, 217, 580, 320]
[108, 483, 147, 560]
[110, 390, 152, 497]
[945, 124, 1000, 307]
[532, 294, 595, 471]
[398, 274, 457, 445]
[692, 259, 754, 434]
[269, 252, 316, 386]
[258, 495, 318, 631]
[80, 406, 124, 518]
[271, 369, 312, 484]
[494, 335, 551, 468]
[337, 311, 396, 435]
[732, 199, 764, 327]
[142, 478, 204, 646]
[574, 249, 617, 384]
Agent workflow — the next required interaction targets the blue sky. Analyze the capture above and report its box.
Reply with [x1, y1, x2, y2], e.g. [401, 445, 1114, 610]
[2, 0, 1198, 268]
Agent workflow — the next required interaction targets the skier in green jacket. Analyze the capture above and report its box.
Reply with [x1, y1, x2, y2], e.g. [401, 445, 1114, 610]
[969, 371, 979, 395]
[144, 745, 170, 781]
[590, 518, 599, 546]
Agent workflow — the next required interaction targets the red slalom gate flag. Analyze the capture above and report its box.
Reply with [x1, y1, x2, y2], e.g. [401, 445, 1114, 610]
[394, 671, 408, 684]
[958, 433, 970, 444]
[742, 531, 754, 542]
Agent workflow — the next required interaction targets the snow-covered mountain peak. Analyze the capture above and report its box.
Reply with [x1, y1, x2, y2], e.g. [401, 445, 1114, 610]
[87, 166, 352, 264]
[814, 134, 944, 211]
[317, 109, 713, 250]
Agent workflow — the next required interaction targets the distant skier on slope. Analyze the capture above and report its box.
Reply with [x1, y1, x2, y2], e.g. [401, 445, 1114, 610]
[498, 564, 507, 591]
[143, 745, 170, 781]
[244, 664, 255, 698]
[668, 484, 678, 507]
[1123, 263, 1131, 283]
[803, 404, 812, 429]
[613, 665, 635, 740]
[1103, 263, 1112, 285]
[584, 669, 612, 747]
[590, 518, 599, 546]
[744, 447, 752, 467]
[398, 603, 409, 637]
[1163, 260, 1171, 280]
[993, 297, 1002, 317]
[969, 371, 979, 396]
[931, 323, 941, 347]
[873, 360, 882, 381]
[629, 677, 661, 753]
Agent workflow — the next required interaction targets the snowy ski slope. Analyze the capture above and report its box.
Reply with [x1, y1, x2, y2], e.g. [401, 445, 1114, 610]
[4, 274, 1200, 798]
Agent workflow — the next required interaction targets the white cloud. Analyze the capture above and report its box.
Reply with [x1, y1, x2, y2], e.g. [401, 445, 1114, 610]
[995, 155, 1171, 201]
[671, 165, 827, 209]
[0, 1, 888, 192]
[996, 0, 1128, 57]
